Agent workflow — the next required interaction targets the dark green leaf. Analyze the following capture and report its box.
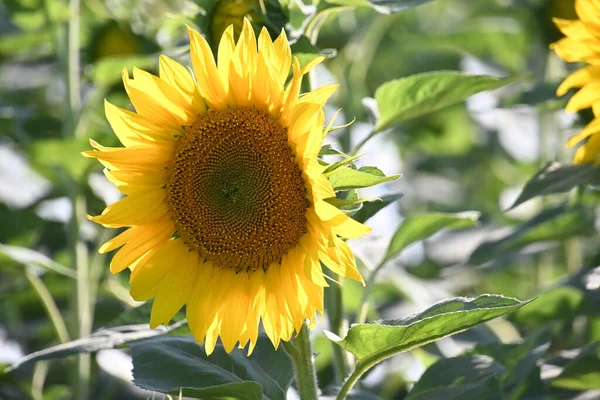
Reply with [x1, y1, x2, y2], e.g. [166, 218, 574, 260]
[327, 166, 400, 191]
[509, 162, 600, 210]
[472, 330, 550, 399]
[384, 212, 479, 263]
[408, 377, 504, 400]
[374, 72, 516, 132]
[468, 205, 595, 266]
[130, 335, 293, 400]
[351, 193, 403, 224]
[330, 294, 532, 364]
[408, 355, 505, 400]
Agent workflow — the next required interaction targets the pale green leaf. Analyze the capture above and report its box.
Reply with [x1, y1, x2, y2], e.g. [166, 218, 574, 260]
[374, 72, 516, 132]
[384, 212, 479, 264]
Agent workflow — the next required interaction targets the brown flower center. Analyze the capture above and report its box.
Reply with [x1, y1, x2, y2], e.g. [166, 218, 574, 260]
[166, 107, 309, 273]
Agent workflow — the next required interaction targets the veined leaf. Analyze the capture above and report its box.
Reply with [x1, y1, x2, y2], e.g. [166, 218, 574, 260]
[351, 193, 403, 223]
[468, 205, 595, 265]
[328, 166, 400, 190]
[408, 355, 505, 400]
[374, 72, 516, 132]
[329, 295, 532, 374]
[383, 211, 479, 264]
[130, 335, 293, 400]
[509, 162, 600, 210]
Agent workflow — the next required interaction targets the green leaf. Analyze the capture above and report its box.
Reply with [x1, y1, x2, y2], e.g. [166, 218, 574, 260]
[330, 294, 532, 373]
[472, 330, 550, 399]
[89, 55, 156, 87]
[0, 244, 76, 279]
[552, 342, 600, 390]
[323, 0, 438, 14]
[323, 153, 364, 175]
[328, 166, 400, 191]
[468, 205, 595, 265]
[351, 193, 403, 224]
[130, 335, 293, 400]
[28, 138, 95, 181]
[509, 162, 600, 210]
[5, 321, 186, 372]
[383, 212, 479, 264]
[408, 378, 503, 400]
[408, 355, 505, 400]
[513, 287, 584, 326]
[324, 197, 379, 208]
[319, 144, 347, 156]
[374, 72, 516, 132]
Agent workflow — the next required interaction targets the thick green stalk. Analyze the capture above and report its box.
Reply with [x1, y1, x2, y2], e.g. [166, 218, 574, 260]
[282, 323, 319, 400]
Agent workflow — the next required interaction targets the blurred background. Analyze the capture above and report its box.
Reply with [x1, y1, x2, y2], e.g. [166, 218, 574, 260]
[1, 0, 599, 399]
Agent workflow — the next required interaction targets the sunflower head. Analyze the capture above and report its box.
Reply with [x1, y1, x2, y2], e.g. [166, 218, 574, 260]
[84, 19, 370, 354]
[552, 0, 600, 164]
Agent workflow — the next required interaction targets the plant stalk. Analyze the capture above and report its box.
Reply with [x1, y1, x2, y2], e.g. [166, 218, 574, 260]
[283, 323, 319, 400]
[325, 272, 350, 382]
[63, 0, 90, 398]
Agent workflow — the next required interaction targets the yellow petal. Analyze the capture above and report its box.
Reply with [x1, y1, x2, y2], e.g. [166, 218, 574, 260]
[149, 248, 198, 327]
[110, 220, 174, 274]
[158, 55, 206, 115]
[88, 188, 168, 228]
[217, 25, 236, 95]
[574, 129, 600, 164]
[188, 26, 227, 109]
[272, 29, 292, 85]
[567, 118, 600, 147]
[104, 100, 176, 147]
[299, 84, 339, 107]
[130, 239, 187, 301]
[557, 66, 600, 96]
[566, 82, 600, 112]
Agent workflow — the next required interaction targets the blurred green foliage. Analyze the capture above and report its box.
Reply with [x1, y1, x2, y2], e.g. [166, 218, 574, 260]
[2, 0, 599, 399]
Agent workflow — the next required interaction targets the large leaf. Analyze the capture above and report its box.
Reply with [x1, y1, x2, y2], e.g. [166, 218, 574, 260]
[509, 162, 600, 210]
[468, 205, 595, 265]
[322, 0, 437, 14]
[374, 72, 516, 132]
[330, 295, 532, 373]
[383, 211, 479, 264]
[130, 335, 293, 400]
[408, 355, 505, 400]
[327, 166, 400, 191]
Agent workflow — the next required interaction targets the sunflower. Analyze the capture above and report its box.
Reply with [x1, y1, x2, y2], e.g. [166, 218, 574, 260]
[84, 19, 370, 354]
[552, 0, 600, 163]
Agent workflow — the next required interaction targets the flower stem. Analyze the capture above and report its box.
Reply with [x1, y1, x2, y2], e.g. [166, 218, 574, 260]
[283, 323, 319, 400]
